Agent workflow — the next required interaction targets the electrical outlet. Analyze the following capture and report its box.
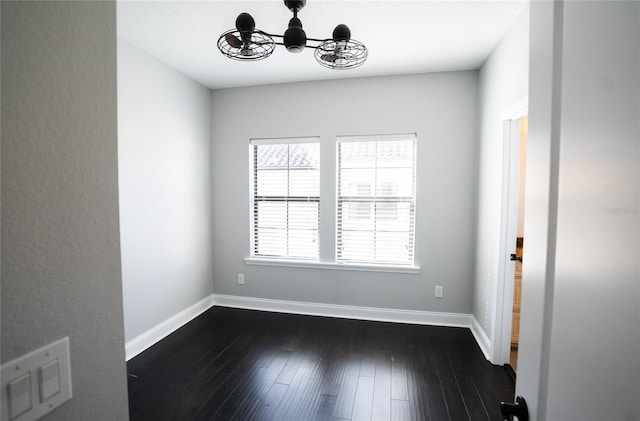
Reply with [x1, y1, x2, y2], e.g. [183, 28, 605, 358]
[435, 285, 444, 298]
[237, 274, 245, 285]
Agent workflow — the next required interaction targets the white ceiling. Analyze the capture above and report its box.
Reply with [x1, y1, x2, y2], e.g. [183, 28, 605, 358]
[117, 0, 527, 90]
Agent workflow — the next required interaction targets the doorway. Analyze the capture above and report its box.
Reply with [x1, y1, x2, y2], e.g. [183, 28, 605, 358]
[504, 116, 527, 373]
[491, 98, 528, 369]
[509, 117, 527, 371]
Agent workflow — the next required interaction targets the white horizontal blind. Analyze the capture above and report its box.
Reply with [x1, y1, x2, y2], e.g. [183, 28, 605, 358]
[251, 139, 320, 260]
[337, 135, 417, 265]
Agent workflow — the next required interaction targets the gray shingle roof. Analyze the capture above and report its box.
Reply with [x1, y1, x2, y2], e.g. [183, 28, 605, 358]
[256, 140, 413, 169]
[257, 144, 319, 169]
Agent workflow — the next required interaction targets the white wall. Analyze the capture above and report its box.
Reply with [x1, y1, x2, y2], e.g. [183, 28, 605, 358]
[474, 7, 529, 339]
[118, 40, 213, 342]
[1, 2, 129, 419]
[211, 72, 478, 314]
[520, 1, 639, 419]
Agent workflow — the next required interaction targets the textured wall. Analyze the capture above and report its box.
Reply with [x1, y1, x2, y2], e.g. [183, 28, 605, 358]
[118, 39, 213, 343]
[211, 72, 478, 314]
[1, 2, 129, 419]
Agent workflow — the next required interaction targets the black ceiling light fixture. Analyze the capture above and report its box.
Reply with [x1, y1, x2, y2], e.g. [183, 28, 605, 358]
[217, 0, 367, 70]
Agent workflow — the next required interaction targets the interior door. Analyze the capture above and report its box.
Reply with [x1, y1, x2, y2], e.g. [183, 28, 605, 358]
[505, 1, 640, 420]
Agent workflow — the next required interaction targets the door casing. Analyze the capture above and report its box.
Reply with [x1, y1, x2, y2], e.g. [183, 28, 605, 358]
[492, 100, 527, 365]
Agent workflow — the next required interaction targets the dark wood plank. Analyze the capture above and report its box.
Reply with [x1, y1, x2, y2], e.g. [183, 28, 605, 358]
[270, 360, 322, 420]
[127, 307, 514, 421]
[320, 345, 350, 397]
[351, 376, 374, 421]
[228, 349, 292, 420]
[371, 350, 392, 421]
[249, 382, 288, 421]
[205, 337, 285, 420]
[405, 340, 430, 421]
[331, 350, 362, 419]
[420, 330, 451, 421]
[274, 354, 303, 385]
[446, 330, 492, 421]
[359, 349, 376, 378]
[391, 352, 409, 401]
[131, 326, 255, 419]
[391, 399, 411, 421]
[448, 355, 489, 420]
[428, 329, 469, 421]
[313, 394, 337, 421]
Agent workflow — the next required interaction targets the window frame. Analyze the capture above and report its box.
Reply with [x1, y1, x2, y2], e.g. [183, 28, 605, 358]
[245, 134, 420, 274]
[249, 137, 321, 261]
[335, 133, 418, 267]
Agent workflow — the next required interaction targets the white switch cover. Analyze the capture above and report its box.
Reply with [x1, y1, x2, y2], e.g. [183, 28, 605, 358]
[8, 373, 31, 419]
[39, 360, 60, 402]
[1, 337, 72, 421]
[237, 274, 245, 285]
[435, 285, 444, 298]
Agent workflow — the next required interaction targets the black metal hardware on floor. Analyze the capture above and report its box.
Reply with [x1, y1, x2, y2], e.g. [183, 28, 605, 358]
[500, 395, 529, 421]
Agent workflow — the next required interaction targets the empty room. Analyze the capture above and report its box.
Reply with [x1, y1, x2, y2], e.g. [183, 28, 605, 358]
[1, 1, 638, 421]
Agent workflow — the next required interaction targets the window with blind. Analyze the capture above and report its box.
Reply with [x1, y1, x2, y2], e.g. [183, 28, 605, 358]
[250, 138, 320, 260]
[337, 134, 417, 266]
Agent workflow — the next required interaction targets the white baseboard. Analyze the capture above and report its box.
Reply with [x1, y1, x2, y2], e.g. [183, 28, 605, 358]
[470, 316, 492, 361]
[125, 294, 215, 361]
[213, 294, 472, 328]
[125, 294, 490, 362]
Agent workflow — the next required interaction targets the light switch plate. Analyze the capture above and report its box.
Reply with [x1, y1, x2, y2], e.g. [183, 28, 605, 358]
[1, 337, 72, 421]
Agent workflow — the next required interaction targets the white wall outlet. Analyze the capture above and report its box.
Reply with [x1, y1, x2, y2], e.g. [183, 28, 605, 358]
[435, 285, 444, 298]
[237, 274, 245, 285]
[1, 337, 72, 421]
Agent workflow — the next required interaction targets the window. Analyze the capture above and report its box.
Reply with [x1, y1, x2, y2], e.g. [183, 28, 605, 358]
[337, 134, 416, 265]
[250, 138, 320, 260]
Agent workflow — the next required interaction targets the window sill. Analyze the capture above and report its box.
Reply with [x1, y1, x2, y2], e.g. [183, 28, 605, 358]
[244, 258, 420, 274]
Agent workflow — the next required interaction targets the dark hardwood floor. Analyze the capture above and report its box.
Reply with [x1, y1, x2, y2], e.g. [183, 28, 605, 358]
[127, 307, 514, 421]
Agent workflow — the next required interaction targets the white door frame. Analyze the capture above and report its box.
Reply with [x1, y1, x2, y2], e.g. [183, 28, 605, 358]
[491, 96, 528, 364]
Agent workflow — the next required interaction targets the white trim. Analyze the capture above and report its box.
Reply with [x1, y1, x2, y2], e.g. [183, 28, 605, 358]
[213, 294, 470, 328]
[244, 257, 420, 274]
[491, 119, 521, 364]
[470, 316, 492, 361]
[125, 294, 215, 361]
[500, 95, 529, 120]
[491, 98, 528, 365]
[336, 133, 417, 143]
[249, 136, 320, 145]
